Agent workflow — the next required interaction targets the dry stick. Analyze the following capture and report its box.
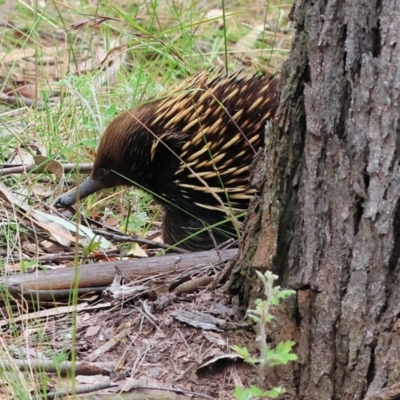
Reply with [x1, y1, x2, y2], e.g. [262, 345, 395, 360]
[127, 385, 214, 399]
[86, 327, 130, 362]
[0, 162, 93, 177]
[0, 92, 42, 108]
[138, 299, 159, 324]
[46, 382, 118, 400]
[0, 250, 128, 263]
[92, 229, 189, 254]
[136, 305, 160, 331]
[2, 359, 114, 376]
[5, 285, 107, 303]
[0, 302, 108, 328]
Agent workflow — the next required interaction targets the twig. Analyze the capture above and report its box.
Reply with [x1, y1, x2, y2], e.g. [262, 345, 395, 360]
[138, 299, 159, 328]
[136, 304, 160, 331]
[46, 382, 117, 400]
[2, 359, 114, 376]
[0, 92, 44, 108]
[130, 385, 214, 399]
[211, 259, 234, 289]
[130, 345, 149, 378]
[86, 325, 131, 362]
[217, 237, 238, 249]
[0, 250, 132, 263]
[1, 162, 93, 177]
[92, 229, 189, 254]
[0, 302, 110, 328]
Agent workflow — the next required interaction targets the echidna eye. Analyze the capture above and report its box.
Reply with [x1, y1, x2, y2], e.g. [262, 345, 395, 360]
[98, 167, 110, 180]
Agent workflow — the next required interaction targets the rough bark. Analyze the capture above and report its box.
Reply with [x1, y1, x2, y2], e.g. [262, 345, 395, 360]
[233, 1, 400, 399]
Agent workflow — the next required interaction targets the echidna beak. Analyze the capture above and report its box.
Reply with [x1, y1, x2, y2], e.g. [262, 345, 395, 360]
[54, 177, 104, 208]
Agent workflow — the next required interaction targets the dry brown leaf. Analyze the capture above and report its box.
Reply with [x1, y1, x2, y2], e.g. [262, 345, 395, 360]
[40, 240, 66, 253]
[32, 219, 75, 246]
[197, 353, 242, 371]
[0, 45, 66, 64]
[4, 263, 26, 273]
[33, 156, 63, 179]
[8, 84, 37, 99]
[202, 331, 226, 347]
[127, 244, 148, 258]
[0, 48, 36, 63]
[204, 9, 225, 29]
[103, 214, 120, 227]
[85, 325, 101, 338]
[7, 148, 35, 165]
[231, 23, 266, 63]
[42, 264, 68, 270]
[34, 155, 64, 199]
[31, 183, 55, 198]
[0, 183, 73, 246]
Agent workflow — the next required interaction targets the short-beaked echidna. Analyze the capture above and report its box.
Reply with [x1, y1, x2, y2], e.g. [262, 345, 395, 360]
[55, 71, 279, 251]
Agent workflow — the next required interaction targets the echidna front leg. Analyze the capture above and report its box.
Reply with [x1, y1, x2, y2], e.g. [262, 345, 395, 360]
[161, 206, 237, 251]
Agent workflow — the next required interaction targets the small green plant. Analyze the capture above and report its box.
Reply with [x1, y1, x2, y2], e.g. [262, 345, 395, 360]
[232, 271, 297, 400]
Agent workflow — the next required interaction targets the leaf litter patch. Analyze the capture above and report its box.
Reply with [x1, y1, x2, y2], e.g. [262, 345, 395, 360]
[0, 247, 262, 399]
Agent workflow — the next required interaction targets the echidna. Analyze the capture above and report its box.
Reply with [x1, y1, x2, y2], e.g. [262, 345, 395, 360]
[55, 71, 279, 251]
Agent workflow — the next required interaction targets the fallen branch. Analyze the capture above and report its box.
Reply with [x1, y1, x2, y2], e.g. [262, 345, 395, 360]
[1, 248, 238, 301]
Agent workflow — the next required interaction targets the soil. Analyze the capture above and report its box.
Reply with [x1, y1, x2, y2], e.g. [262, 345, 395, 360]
[2, 279, 261, 399]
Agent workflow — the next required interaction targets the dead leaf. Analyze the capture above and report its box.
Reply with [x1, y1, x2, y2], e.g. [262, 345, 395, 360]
[197, 353, 243, 372]
[33, 156, 63, 179]
[127, 244, 148, 258]
[232, 23, 266, 63]
[202, 331, 226, 347]
[34, 155, 64, 199]
[0, 182, 112, 248]
[204, 9, 225, 29]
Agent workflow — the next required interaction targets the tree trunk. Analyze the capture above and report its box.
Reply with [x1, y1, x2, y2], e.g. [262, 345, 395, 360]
[232, 1, 400, 399]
